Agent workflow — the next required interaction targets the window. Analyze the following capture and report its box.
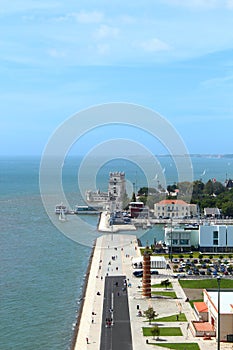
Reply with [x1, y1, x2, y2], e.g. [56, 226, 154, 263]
[180, 239, 189, 245]
[213, 231, 218, 245]
[172, 239, 178, 245]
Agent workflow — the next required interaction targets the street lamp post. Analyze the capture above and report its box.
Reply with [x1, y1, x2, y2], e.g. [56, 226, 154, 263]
[170, 218, 173, 262]
[217, 275, 221, 350]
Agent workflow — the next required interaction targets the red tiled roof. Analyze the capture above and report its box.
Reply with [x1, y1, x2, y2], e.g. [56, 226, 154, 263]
[157, 199, 188, 205]
[194, 302, 208, 313]
[193, 322, 215, 332]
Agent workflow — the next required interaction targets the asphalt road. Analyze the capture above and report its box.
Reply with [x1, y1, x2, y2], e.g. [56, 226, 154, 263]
[100, 275, 133, 350]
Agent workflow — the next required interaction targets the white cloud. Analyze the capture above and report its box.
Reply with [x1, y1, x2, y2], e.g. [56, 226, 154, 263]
[53, 11, 104, 24]
[94, 25, 119, 40]
[161, 0, 233, 9]
[73, 11, 104, 24]
[47, 48, 66, 58]
[227, 0, 233, 9]
[201, 74, 233, 87]
[138, 38, 170, 52]
[96, 43, 110, 55]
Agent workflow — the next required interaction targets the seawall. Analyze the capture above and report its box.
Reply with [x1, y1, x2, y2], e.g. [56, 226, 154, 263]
[70, 241, 96, 350]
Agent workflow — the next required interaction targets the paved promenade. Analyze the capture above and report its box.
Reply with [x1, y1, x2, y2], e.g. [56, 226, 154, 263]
[74, 234, 233, 350]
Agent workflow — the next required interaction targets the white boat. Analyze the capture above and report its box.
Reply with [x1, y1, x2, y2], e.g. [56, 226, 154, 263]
[74, 205, 100, 214]
[55, 203, 68, 214]
[59, 209, 67, 222]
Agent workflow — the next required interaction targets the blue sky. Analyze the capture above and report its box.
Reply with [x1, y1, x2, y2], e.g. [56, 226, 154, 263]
[1, 0, 233, 156]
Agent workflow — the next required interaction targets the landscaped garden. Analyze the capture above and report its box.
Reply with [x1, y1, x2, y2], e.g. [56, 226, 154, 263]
[143, 327, 182, 336]
[152, 313, 187, 322]
[151, 343, 200, 349]
[179, 278, 233, 289]
[152, 290, 177, 298]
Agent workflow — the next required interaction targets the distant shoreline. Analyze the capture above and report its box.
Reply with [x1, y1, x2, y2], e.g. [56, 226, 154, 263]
[1, 154, 233, 159]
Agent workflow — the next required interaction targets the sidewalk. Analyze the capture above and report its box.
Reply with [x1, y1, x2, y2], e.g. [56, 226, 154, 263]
[74, 234, 139, 349]
[73, 234, 233, 350]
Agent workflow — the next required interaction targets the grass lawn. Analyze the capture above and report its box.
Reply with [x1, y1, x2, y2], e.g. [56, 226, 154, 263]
[152, 291, 177, 298]
[151, 282, 173, 288]
[140, 249, 232, 261]
[151, 343, 200, 349]
[143, 327, 182, 336]
[179, 279, 233, 289]
[153, 313, 187, 322]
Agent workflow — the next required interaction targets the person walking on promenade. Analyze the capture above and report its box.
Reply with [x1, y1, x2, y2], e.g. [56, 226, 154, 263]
[86, 337, 89, 344]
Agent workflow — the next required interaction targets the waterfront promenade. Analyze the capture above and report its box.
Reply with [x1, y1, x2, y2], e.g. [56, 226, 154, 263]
[73, 233, 233, 350]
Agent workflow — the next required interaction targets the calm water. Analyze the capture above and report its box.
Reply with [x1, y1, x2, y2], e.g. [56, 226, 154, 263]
[1, 155, 232, 349]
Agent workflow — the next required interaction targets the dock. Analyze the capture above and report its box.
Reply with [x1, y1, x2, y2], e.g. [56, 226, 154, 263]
[98, 211, 136, 232]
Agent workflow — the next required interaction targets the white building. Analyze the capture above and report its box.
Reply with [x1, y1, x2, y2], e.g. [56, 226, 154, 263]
[164, 226, 199, 252]
[193, 289, 233, 342]
[199, 225, 233, 253]
[154, 199, 197, 218]
[132, 256, 167, 269]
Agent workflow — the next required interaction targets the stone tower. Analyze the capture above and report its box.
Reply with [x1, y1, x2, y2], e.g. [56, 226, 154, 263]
[108, 172, 126, 209]
[142, 248, 151, 298]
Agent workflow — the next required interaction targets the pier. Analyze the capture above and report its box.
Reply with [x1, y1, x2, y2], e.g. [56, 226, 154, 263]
[98, 211, 136, 232]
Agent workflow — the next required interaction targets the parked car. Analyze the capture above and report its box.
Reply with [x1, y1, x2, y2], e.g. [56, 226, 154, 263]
[133, 270, 143, 277]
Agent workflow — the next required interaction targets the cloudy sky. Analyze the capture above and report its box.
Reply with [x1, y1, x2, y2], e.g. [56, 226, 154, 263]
[1, 0, 233, 156]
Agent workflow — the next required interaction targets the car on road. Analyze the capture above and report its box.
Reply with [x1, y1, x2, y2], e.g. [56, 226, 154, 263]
[133, 270, 159, 277]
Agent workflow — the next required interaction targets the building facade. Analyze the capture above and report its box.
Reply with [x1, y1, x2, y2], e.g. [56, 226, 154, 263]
[164, 226, 199, 252]
[193, 289, 233, 342]
[154, 199, 197, 219]
[199, 225, 233, 253]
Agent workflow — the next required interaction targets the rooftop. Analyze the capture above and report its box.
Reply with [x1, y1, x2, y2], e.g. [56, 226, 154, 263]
[205, 289, 233, 314]
[194, 302, 208, 313]
[193, 321, 215, 332]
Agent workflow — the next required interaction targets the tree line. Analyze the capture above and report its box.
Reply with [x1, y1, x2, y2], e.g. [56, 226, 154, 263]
[137, 180, 233, 217]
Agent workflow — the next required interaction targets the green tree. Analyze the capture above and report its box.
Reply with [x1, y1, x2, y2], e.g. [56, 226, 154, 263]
[204, 180, 214, 195]
[144, 307, 156, 325]
[192, 180, 204, 199]
[213, 181, 226, 195]
[221, 202, 233, 217]
[151, 325, 160, 340]
[161, 279, 170, 289]
[131, 192, 136, 202]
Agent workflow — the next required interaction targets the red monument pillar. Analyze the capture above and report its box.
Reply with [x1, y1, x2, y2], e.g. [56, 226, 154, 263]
[142, 248, 151, 298]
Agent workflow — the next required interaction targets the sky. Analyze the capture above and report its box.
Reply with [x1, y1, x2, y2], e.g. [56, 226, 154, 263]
[1, 0, 233, 156]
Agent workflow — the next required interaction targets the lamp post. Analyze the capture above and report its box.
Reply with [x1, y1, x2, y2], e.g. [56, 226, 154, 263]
[170, 218, 173, 262]
[217, 275, 221, 350]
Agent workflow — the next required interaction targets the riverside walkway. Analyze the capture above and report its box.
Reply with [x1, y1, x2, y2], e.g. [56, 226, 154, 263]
[73, 234, 233, 350]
